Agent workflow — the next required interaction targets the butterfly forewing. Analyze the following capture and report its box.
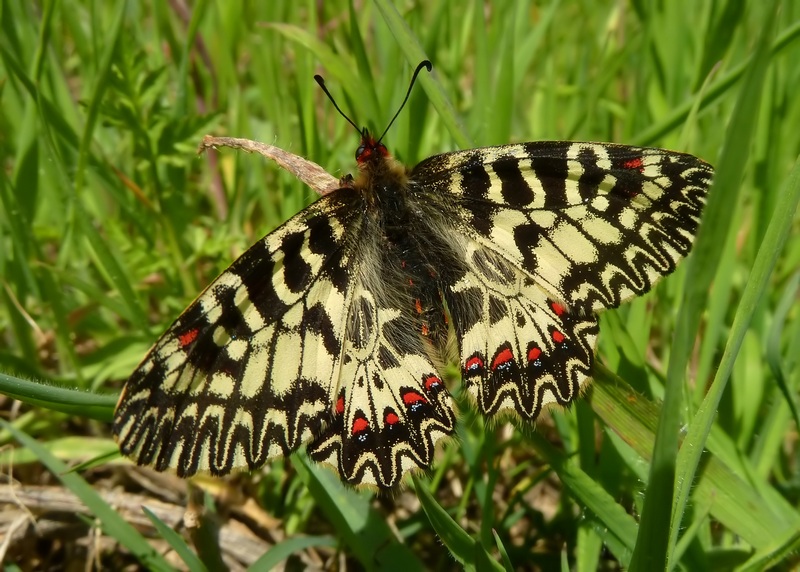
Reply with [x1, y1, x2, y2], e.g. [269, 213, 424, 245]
[413, 141, 712, 313]
[114, 191, 360, 476]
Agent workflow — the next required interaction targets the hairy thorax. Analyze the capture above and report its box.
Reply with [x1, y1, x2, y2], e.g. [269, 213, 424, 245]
[350, 154, 467, 356]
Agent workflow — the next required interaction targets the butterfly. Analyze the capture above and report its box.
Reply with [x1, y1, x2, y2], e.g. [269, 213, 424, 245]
[113, 61, 713, 488]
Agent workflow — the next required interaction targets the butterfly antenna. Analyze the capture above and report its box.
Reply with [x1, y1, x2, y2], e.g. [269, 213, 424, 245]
[314, 74, 362, 135]
[377, 60, 432, 144]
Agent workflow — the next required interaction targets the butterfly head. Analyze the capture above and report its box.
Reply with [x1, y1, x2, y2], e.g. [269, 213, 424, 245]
[314, 60, 431, 174]
[355, 129, 390, 167]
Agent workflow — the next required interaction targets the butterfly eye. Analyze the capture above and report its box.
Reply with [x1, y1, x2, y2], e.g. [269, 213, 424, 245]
[355, 144, 366, 160]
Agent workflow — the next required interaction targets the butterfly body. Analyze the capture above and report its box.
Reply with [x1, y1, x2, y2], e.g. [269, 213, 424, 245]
[114, 129, 712, 488]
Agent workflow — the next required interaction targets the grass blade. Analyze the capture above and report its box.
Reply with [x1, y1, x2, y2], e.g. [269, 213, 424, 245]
[249, 535, 338, 571]
[0, 372, 117, 422]
[372, 0, 471, 149]
[630, 3, 780, 569]
[0, 418, 171, 571]
[292, 454, 424, 570]
[142, 506, 208, 572]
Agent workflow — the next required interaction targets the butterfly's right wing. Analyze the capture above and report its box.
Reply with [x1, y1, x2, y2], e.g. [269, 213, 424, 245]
[412, 141, 711, 421]
[415, 141, 711, 314]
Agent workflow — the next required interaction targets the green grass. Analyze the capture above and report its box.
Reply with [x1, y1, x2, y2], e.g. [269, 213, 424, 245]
[1, 0, 799, 569]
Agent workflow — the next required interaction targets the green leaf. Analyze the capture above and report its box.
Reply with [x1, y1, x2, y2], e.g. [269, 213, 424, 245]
[142, 506, 208, 572]
[249, 535, 338, 571]
[0, 418, 171, 571]
[413, 476, 503, 571]
[292, 454, 424, 571]
[0, 372, 117, 422]
[630, 2, 781, 569]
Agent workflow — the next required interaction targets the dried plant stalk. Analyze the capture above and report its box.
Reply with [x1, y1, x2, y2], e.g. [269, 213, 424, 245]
[198, 135, 341, 196]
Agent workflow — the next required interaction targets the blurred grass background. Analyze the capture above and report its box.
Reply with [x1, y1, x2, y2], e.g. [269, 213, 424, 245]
[1, 0, 799, 569]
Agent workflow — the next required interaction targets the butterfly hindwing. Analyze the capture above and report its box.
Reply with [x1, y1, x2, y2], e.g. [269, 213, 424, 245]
[308, 288, 456, 487]
[445, 242, 598, 419]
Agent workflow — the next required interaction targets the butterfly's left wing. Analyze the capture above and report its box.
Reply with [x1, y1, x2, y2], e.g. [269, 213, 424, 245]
[307, 285, 456, 488]
[114, 186, 457, 487]
[113, 192, 361, 477]
[412, 141, 712, 419]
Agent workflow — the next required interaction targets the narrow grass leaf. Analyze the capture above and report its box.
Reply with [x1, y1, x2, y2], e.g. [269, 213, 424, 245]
[347, 1, 376, 101]
[174, 0, 209, 117]
[266, 23, 380, 125]
[734, 529, 800, 572]
[492, 529, 514, 572]
[414, 475, 479, 568]
[633, 19, 800, 146]
[372, 0, 472, 149]
[0, 43, 77, 149]
[765, 270, 800, 429]
[74, 0, 127, 199]
[672, 153, 800, 562]
[0, 419, 171, 571]
[0, 436, 117, 467]
[249, 535, 338, 572]
[0, 372, 116, 422]
[142, 506, 207, 572]
[522, 429, 637, 564]
[292, 455, 423, 570]
[511, 0, 561, 95]
[76, 207, 150, 333]
[692, 0, 744, 91]
[671, 497, 712, 564]
[665, 3, 782, 565]
[631, 3, 779, 569]
[590, 365, 800, 550]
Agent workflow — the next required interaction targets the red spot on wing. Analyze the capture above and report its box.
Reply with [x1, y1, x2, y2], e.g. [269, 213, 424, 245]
[491, 347, 514, 370]
[385, 412, 399, 425]
[552, 330, 566, 343]
[178, 328, 199, 347]
[403, 392, 427, 406]
[336, 396, 344, 415]
[424, 375, 441, 391]
[623, 157, 644, 170]
[421, 323, 429, 336]
[528, 346, 542, 361]
[351, 417, 369, 435]
[550, 301, 565, 316]
[415, 299, 423, 314]
[465, 355, 484, 372]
